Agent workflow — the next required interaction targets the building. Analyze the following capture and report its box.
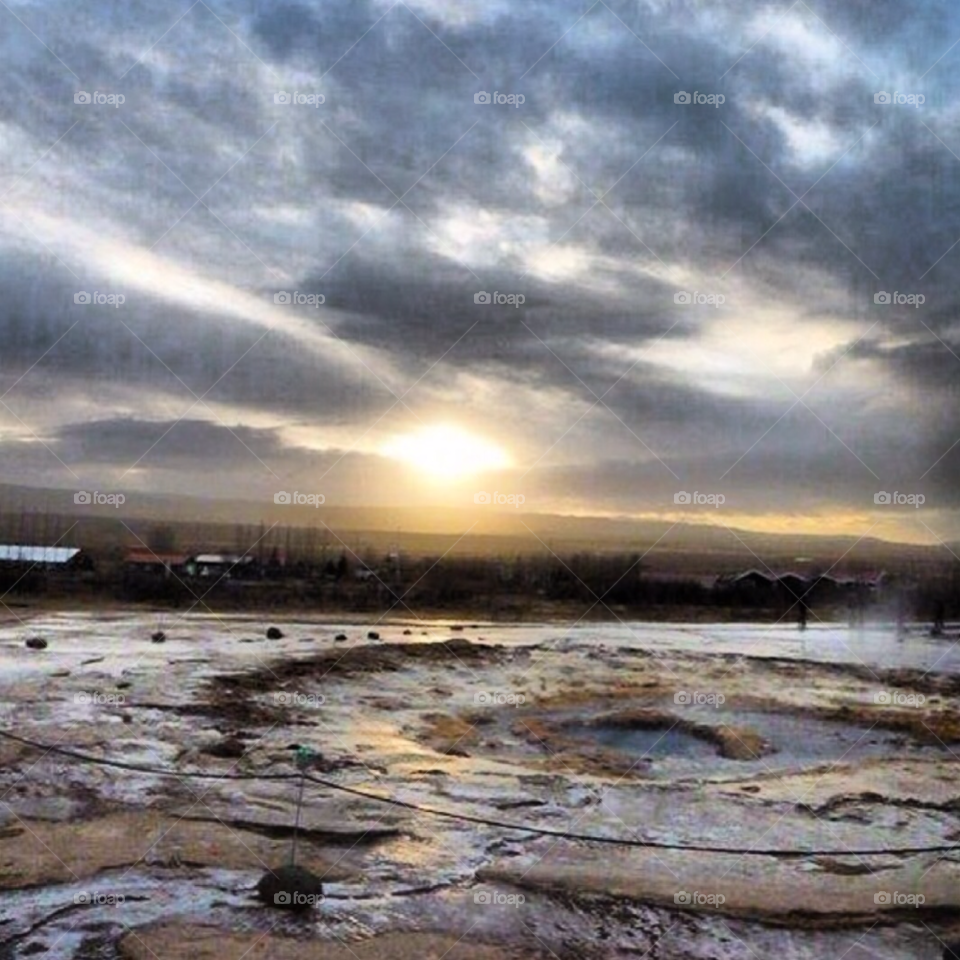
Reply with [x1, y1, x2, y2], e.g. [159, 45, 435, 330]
[0, 545, 87, 568]
[191, 554, 256, 578]
[123, 548, 189, 578]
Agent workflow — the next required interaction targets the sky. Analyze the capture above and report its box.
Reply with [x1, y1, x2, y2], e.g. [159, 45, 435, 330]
[0, 0, 958, 546]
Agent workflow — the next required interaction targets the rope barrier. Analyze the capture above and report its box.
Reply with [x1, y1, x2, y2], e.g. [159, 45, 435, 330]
[2, 728, 957, 858]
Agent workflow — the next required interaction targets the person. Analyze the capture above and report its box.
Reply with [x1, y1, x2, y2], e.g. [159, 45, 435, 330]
[798, 596, 808, 631]
[932, 599, 946, 638]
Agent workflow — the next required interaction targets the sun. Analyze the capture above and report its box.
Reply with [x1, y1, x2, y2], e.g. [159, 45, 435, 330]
[380, 425, 510, 479]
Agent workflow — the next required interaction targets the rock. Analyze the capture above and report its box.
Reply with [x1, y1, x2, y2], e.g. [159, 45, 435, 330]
[403, 629, 412, 635]
[367, 631, 380, 640]
[116, 681, 132, 690]
[239, 637, 258, 643]
[202, 737, 246, 759]
[151, 631, 166, 643]
[334, 633, 348, 641]
[299, 637, 315, 643]
[256, 864, 324, 910]
[450, 625, 464, 631]
[266, 627, 284, 640]
[121, 713, 133, 724]
[24, 637, 47, 649]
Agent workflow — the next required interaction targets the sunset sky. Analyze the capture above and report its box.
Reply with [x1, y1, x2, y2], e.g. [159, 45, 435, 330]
[0, 0, 958, 545]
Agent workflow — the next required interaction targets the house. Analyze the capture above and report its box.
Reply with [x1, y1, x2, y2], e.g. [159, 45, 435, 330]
[0, 545, 87, 568]
[123, 548, 189, 578]
[191, 554, 256, 578]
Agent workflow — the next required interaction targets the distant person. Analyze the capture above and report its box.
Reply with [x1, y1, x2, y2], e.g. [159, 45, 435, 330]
[932, 600, 946, 638]
[798, 597, 808, 631]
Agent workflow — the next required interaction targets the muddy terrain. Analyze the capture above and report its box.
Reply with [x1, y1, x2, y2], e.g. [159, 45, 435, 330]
[0, 613, 959, 957]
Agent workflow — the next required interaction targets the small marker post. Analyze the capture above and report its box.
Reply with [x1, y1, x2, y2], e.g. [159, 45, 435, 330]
[290, 745, 312, 866]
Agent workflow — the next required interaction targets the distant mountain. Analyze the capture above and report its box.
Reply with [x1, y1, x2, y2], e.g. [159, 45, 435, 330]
[0, 482, 950, 571]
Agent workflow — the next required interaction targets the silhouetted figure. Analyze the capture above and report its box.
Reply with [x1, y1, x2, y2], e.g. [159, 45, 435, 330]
[895, 593, 907, 641]
[798, 598, 808, 631]
[932, 600, 946, 638]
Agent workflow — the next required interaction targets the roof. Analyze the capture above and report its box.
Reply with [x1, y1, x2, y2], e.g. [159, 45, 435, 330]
[194, 554, 255, 564]
[124, 548, 188, 565]
[0, 545, 81, 564]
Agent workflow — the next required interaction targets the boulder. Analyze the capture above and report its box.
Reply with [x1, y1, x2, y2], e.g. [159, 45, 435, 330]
[24, 637, 47, 650]
[202, 737, 246, 759]
[151, 631, 166, 643]
[256, 864, 324, 911]
[367, 631, 380, 640]
[266, 627, 284, 640]
[334, 633, 348, 642]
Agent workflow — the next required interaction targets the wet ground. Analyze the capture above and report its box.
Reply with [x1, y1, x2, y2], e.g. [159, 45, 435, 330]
[0, 612, 959, 957]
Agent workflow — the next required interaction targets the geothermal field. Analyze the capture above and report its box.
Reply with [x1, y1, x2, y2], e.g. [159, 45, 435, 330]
[1, 614, 959, 958]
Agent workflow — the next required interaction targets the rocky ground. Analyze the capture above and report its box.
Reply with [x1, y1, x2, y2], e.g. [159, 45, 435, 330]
[0, 613, 959, 957]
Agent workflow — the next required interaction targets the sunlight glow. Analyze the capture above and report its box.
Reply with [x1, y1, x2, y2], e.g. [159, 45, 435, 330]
[380, 425, 510, 479]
